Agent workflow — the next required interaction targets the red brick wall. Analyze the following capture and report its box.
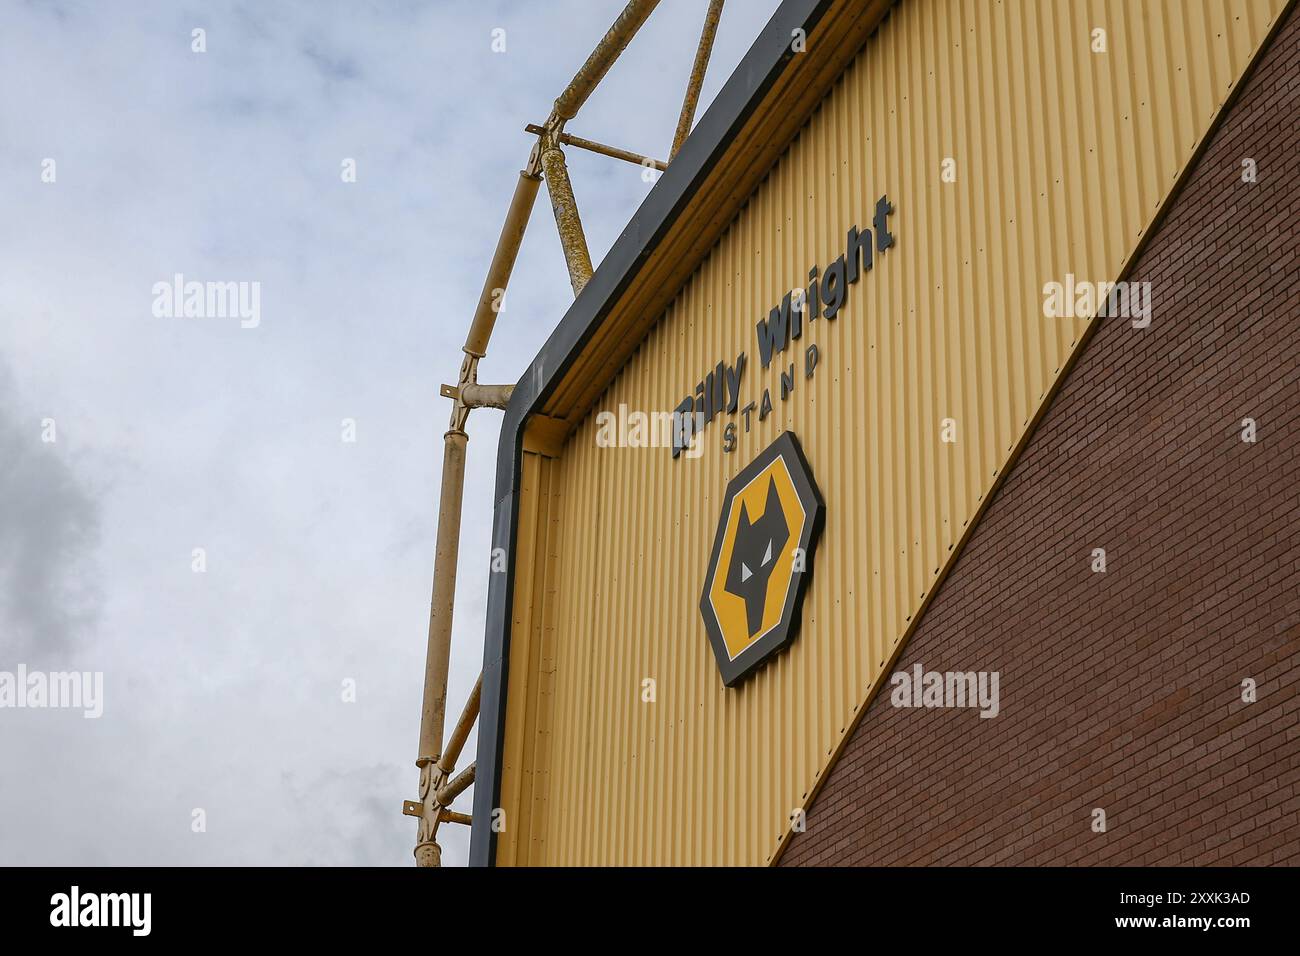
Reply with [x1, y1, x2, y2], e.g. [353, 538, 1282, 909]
[780, 5, 1300, 867]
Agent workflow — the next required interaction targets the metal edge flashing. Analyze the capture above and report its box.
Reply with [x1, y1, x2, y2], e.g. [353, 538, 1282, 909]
[469, 0, 838, 867]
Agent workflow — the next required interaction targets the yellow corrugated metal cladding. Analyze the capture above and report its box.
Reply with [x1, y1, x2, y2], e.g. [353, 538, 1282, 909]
[496, 0, 1288, 865]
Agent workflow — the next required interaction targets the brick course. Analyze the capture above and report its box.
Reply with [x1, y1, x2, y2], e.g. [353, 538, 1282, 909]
[780, 5, 1300, 867]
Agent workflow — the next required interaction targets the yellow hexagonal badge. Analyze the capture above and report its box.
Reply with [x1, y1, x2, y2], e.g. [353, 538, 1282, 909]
[700, 432, 824, 686]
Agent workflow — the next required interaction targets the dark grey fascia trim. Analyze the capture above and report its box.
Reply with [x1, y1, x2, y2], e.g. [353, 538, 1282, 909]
[469, 0, 835, 867]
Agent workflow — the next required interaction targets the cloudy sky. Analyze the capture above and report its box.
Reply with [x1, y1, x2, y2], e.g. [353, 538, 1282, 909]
[0, 0, 781, 866]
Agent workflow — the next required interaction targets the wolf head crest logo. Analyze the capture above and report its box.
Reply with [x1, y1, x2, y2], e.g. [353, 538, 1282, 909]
[724, 476, 791, 638]
[700, 432, 824, 686]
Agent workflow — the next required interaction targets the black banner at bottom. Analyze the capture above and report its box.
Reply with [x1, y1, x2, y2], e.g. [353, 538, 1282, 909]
[0, 866, 1284, 942]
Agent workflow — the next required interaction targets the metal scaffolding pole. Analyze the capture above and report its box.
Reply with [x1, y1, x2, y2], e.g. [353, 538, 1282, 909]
[408, 0, 692, 869]
[525, 125, 668, 172]
[552, 0, 661, 122]
[464, 166, 543, 358]
[541, 133, 595, 296]
[671, 0, 725, 159]
[438, 674, 482, 777]
[411, 151, 539, 867]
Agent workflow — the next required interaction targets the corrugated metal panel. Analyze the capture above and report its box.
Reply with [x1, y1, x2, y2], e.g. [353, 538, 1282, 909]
[497, 0, 1287, 866]
[496, 449, 563, 865]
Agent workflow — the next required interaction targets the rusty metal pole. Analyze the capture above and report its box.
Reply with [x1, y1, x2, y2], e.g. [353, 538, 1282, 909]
[464, 163, 543, 357]
[457, 382, 514, 409]
[437, 763, 477, 806]
[413, 425, 467, 867]
[412, 151, 540, 868]
[560, 132, 667, 171]
[671, 0, 725, 159]
[552, 0, 661, 122]
[541, 134, 594, 297]
[416, 426, 467, 773]
[525, 125, 668, 172]
[438, 674, 482, 777]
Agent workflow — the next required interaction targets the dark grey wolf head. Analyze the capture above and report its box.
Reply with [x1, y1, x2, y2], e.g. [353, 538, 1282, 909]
[724, 476, 790, 637]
